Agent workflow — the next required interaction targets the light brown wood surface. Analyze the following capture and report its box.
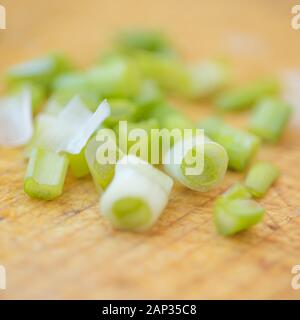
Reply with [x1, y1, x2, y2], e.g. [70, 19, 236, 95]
[0, 0, 300, 299]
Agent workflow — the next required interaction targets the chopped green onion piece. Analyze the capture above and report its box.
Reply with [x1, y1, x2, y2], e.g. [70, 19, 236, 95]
[85, 133, 120, 191]
[215, 78, 279, 111]
[100, 155, 173, 231]
[222, 182, 252, 201]
[6, 53, 72, 88]
[24, 147, 69, 200]
[104, 99, 138, 128]
[0, 89, 33, 147]
[199, 117, 260, 171]
[99, 50, 129, 64]
[86, 58, 141, 98]
[45, 90, 100, 115]
[148, 102, 195, 131]
[164, 136, 228, 192]
[117, 29, 170, 53]
[112, 197, 152, 230]
[43, 97, 65, 116]
[214, 197, 264, 236]
[186, 60, 230, 98]
[31, 97, 110, 154]
[245, 161, 279, 198]
[54, 91, 100, 113]
[145, 102, 174, 122]
[135, 51, 191, 95]
[114, 118, 160, 163]
[162, 112, 195, 132]
[10, 82, 46, 114]
[68, 147, 90, 178]
[249, 98, 292, 143]
[52, 72, 90, 92]
[134, 80, 164, 120]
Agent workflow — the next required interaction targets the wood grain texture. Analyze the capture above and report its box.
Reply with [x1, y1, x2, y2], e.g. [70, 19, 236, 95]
[0, 0, 300, 299]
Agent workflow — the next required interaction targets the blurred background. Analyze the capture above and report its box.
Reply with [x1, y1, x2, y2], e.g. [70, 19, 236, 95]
[1, 0, 299, 77]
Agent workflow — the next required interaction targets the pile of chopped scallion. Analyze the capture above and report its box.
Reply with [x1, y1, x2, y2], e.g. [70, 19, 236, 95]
[0, 30, 292, 235]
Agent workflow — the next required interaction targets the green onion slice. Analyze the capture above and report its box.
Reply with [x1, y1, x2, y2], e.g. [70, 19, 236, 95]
[249, 98, 292, 143]
[164, 136, 228, 192]
[100, 155, 173, 231]
[31, 96, 110, 154]
[6, 53, 72, 88]
[245, 161, 279, 198]
[24, 147, 69, 200]
[214, 197, 264, 236]
[215, 78, 279, 111]
[199, 117, 260, 171]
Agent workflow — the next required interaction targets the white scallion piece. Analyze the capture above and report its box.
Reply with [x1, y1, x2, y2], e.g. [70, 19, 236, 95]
[100, 155, 173, 231]
[0, 89, 33, 147]
[33, 96, 110, 154]
[164, 136, 228, 192]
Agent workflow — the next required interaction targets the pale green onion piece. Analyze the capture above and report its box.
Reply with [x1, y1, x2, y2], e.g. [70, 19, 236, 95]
[161, 112, 195, 132]
[215, 78, 279, 111]
[52, 72, 90, 93]
[114, 118, 160, 163]
[24, 147, 69, 200]
[145, 102, 174, 122]
[134, 80, 163, 120]
[99, 51, 129, 64]
[117, 29, 170, 53]
[164, 136, 228, 192]
[222, 182, 252, 201]
[100, 155, 173, 231]
[214, 197, 264, 236]
[48, 90, 100, 114]
[85, 133, 121, 191]
[43, 97, 65, 116]
[148, 102, 195, 131]
[0, 89, 33, 146]
[199, 117, 260, 171]
[68, 147, 90, 178]
[186, 60, 230, 98]
[249, 98, 292, 143]
[135, 51, 191, 95]
[6, 53, 72, 88]
[245, 161, 279, 198]
[86, 58, 141, 98]
[104, 99, 138, 128]
[10, 82, 46, 114]
[32, 97, 110, 154]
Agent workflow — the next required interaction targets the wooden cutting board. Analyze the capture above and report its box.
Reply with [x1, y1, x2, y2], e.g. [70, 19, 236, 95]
[0, 0, 300, 299]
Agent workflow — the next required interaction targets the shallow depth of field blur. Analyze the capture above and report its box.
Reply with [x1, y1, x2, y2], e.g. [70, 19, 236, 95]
[0, 0, 300, 299]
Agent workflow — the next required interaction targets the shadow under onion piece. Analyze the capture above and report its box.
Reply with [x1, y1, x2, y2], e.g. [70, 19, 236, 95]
[100, 155, 173, 231]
